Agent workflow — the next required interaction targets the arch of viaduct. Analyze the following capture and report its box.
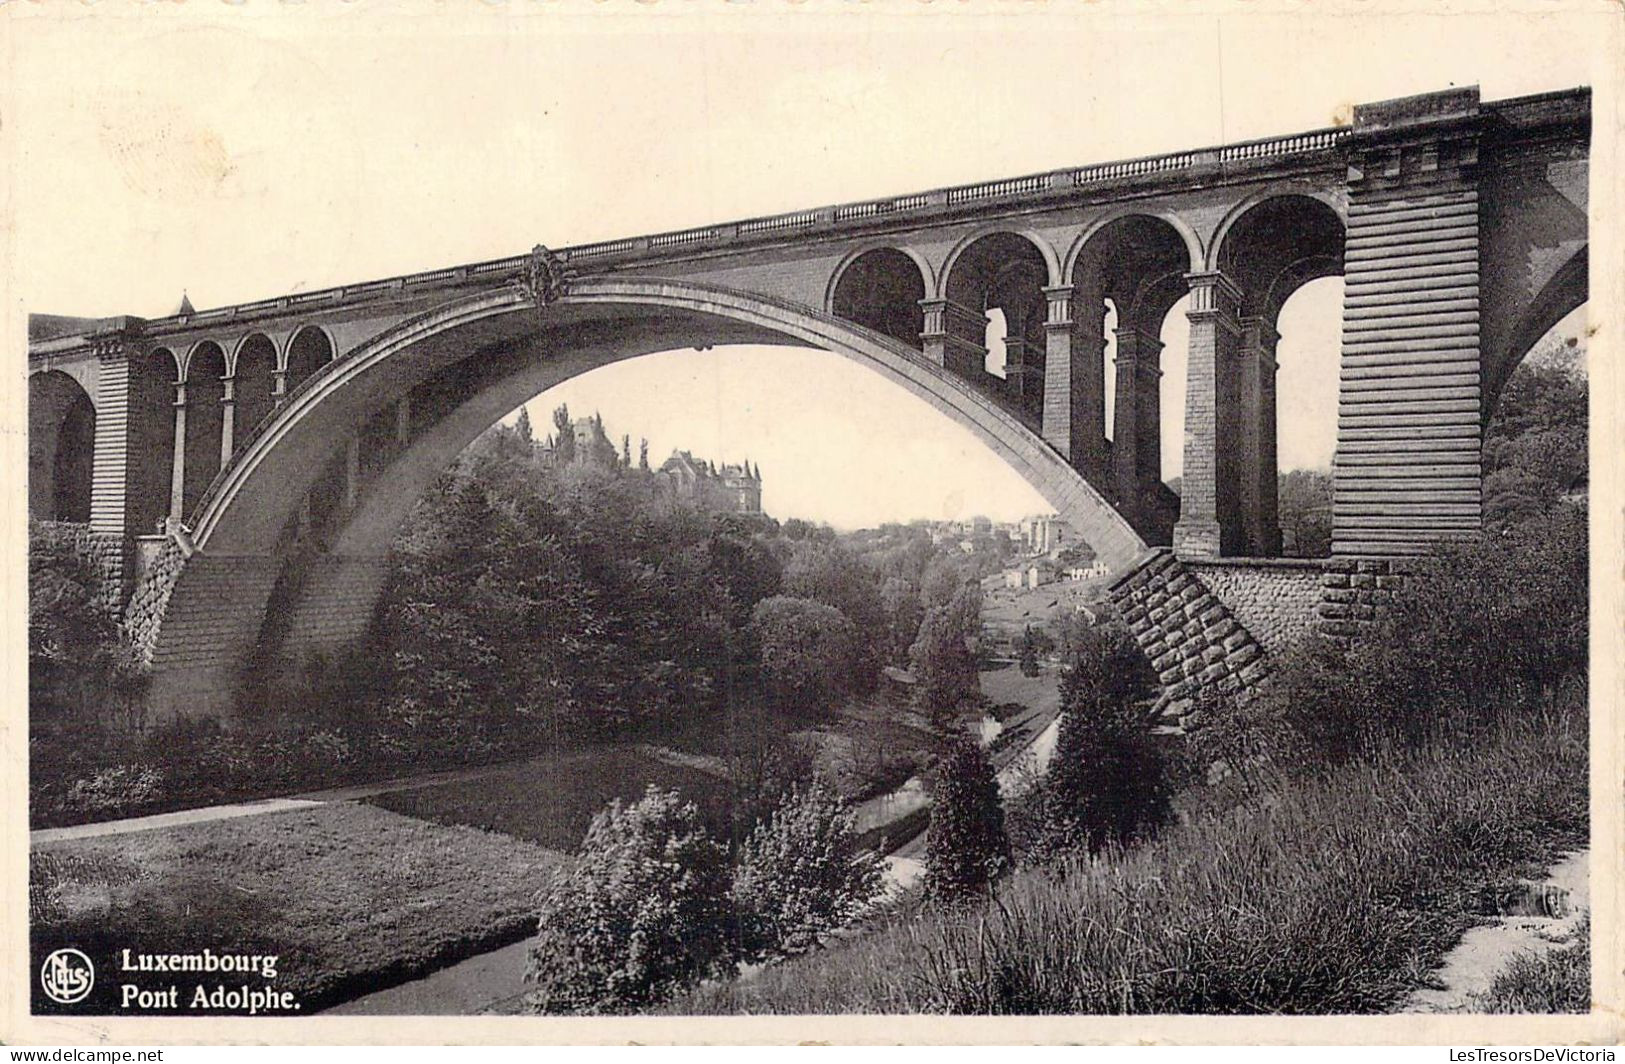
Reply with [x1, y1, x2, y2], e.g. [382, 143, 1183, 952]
[27, 85, 1590, 720]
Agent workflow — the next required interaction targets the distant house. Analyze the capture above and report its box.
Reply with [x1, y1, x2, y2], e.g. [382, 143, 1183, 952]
[1064, 559, 1110, 581]
[1018, 513, 1075, 555]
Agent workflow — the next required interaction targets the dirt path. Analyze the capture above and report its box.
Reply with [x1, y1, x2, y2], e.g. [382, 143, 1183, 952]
[1402, 848, 1589, 1013]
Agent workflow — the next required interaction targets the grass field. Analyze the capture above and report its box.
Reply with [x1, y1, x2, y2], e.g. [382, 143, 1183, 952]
[365, 744, 737, 851]
[30, 803, 562, 1014]
[677, 691, 1587, 1015]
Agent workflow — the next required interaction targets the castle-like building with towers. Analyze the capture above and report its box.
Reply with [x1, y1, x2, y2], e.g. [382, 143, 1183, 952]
[657, 451, 762, 515]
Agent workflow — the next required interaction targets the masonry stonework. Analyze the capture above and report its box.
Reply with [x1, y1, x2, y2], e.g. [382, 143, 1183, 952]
[1109, 549, 1272, 725]
[1185, 558, 1326, 659]
[1314, 557, 1413, 641]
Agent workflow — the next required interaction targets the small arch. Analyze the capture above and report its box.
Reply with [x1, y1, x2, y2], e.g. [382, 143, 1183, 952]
[128, 348, 181, 533]
[28, 370, 96, 522]
[181, 338, 227, 383]
[1211, 193, 1346, 320]
[1206, 185, 1345, 275]
[284, 325, 337, 392]
[183, 341, 228, 517]
[938, 226, 1062, 298]
[233, 333, 279, 450]
[939, 230, 1055, 416]
[1064, 208, 1203, 287]
[827, 246, 930, 350]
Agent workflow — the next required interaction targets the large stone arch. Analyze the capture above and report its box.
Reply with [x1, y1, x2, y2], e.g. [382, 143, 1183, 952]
[138, 277, 1146, 718]
[28, 370, 96, 523]
[1484, 244, 1586, 420]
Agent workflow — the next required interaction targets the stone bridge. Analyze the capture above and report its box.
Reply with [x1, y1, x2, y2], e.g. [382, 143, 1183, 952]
[27, 86, 1589, 719]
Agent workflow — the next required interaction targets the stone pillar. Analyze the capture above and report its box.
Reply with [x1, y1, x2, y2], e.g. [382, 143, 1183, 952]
[1111, 326, 1164, 519]
[1335, 88, 1483, 556]
[1042, 284, 1108, 481]
[1238, 317, 1282, 556]
[272, 368, 289, 408]
[1175, 271, 1244, 558]
[87, 338, 132, 591]
[1002, 337, 1038, 408]
[168, 382, 188, 521]
[219, 376, 236, 469]
[88, 340, 130, 539]
[919, 298, 988, 379]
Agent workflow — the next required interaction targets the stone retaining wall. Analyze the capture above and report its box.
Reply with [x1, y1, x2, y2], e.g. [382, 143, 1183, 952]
[1185, 557, 1326, 659]
[33, 519, 126, 615]
[1315, 556, 1413, 640]
[124, 538, 186, 666]
[1109, 549, 1271, 725]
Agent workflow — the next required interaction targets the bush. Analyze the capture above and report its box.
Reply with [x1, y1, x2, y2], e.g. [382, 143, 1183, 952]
[62, 765, 164, 819]
[1253, 504, 1587, 761]
[923, 734, 1011, 903]
[525, 786, 732, 1013]
[731, 782, 887, 961]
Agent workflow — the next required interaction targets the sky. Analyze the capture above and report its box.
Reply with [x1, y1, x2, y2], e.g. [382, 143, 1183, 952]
[5, 5, 1609, 526]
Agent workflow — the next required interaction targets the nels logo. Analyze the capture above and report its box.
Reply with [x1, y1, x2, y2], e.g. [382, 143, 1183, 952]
[40, 948, 95, 1005]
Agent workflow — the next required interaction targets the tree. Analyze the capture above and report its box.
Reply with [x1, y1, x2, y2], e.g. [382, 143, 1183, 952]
[29, 521, 145, 726]
[730, 782, 886, 960]
[1482, 336, 1587, 531]
[514, 406, 534, 444]
[1278, 469, 1333, 558]
[749, 596, 859, 714]
[909, 580, 982, 734]
[525, 786, 732, 1013]
[551, 403, 575, 464]
[1017, 625, 1054, 677]
[639, 438, 650, 471]
[782, 541, 886, 690]
[1026, 622, 1171, 861]
[923, 733, 1011, 903]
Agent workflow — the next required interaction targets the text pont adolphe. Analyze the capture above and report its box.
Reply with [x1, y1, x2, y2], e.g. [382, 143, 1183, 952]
[118, 949, 299, 1014]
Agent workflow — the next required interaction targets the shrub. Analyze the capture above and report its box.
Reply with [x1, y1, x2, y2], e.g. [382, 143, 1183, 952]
[63, 765, 164, 818]
[525, 785, 732, 1013]
[731, 782, 887, 960]
[1255, 503, 1588, 761]
[923, 734, 1011, 903]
